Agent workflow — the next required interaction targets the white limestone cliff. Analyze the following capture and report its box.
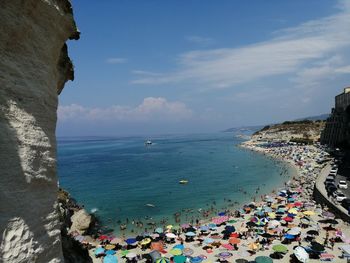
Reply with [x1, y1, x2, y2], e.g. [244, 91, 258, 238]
[0, 1, 79, 262]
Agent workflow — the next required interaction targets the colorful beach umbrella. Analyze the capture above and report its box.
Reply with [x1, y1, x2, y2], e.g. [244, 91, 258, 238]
[105, 250, 116, 255]
[183, 248, 194, 256]
[169, 248, 182, 256]
[166, 233, 176, 239]
[174, 255, 187, 263]
[217, 252, 233, 258]
[94, 247, 105, 256]
[103, 255, 118, 263]
[293, 246, 309, 263]
[255, 256, 273, 263]
[173, 244, 185, 250]
[156, 257, 170, 263]
[221, 244, 234, 250]
[126, 252, 137, 259]
[185, 232, 196, 237]
[140, 238, 152, 245]
[155, 227, 164, 234]
[229, 237, 240, 245]
[125, 238, 137, 245]
[272, 244, 288, 253]
[303, 211, 315, 216]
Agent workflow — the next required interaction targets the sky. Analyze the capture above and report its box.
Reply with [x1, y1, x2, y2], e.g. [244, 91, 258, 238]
[58, 0, 350, 136]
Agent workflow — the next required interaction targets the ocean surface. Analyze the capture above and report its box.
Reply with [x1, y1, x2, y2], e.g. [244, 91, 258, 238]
[57, 133, 293, 235]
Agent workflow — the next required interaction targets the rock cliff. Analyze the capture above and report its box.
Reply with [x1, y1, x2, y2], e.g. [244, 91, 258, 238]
[0, 1, 78, 262]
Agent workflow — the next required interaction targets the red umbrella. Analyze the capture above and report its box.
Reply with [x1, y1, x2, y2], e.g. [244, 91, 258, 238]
[283, 217, 293, 222]
[294, 202, 303, 207]
[98, 235, 109, 241]
[229, 237, 240, 245]
[221, 244, 234, 250]
[230, 233, 239, 238]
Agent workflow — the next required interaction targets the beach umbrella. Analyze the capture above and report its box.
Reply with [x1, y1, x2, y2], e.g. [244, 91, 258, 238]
[173, 244, 184, 250]
[320, 253, 335, 260]
[185, 226, 196, 232]
[300, 218, 310, 225]
[322, 211, 335, 219]
[284, 234, 295, 240]
[183, 248, 194, 256]
[151, 242, 166, 253]
[105, 250, 116, 255]
[94, 247, 105, 256]
[229, 237, 240, 245]
[120, 250, 130, 257]
[169, 248, 182, 256]
[181, 223, 190, 228]
[218, 212, 226, 216]
[283, 216, 293, 222]
[235, 259, 248, 263]
[268, 212, 276, 219]
[125, 238, 137, 245]
[166, 233, 176, 239]
[210, 234, 221, 239]
[185, 231, 196, 237]
[155, 227, 164, 234]
[166, 225, 173, 229]
[288, 227, 301, 235]
[255, 256, 273, 263]
[272, 244, 288, 253]
[268, 220, 280, 228]
[293, 246, 309, 263]
[310, 242, 325, 252]
[224, 225, 235, 232]
[208, 223, 217, 229]
[105, 244, 116, 250]
[110, 238, 123, 244]
[98, 235, 109, 241]
[156, 257, 170, 263]
[140, 238, 152, 246]
[294, 202, 303, 207]
[191, 256, 204, 263]
[217, 252, 233, 259]
[221, 244, 234, 250]
[288, 208, 298, 215]
[200, 225, 209, 232]
[173, 255, 187, 263]
[230, 232, 239, 238]
[126, 252, 137, 259]
[228, 219, 237, 224]
[263, 207, 273, 213]
[103, 255, 118, 263]
[303, 211, 315, 216]
[248, 242, 259, 251]
[204, 238, 214, 244]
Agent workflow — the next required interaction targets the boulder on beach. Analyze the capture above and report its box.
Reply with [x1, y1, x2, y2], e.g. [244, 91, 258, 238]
[70, 209, 92, 234]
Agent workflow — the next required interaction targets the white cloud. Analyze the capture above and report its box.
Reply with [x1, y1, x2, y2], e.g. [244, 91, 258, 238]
[131, 1, 350, 90]
[58, 97, 193, 122]
[106, 57, 127, 64]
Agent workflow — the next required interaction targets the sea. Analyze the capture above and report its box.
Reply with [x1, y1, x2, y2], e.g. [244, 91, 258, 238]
[57, 133, 294, 236]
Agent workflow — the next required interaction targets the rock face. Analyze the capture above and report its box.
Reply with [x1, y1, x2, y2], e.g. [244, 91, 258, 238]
[0, 1, 78, 262]
[69, 210, 92, 235]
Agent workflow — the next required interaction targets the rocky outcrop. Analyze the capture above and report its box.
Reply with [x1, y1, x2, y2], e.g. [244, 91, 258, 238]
[0, 1, 78, 262]
[69, 210, 93, 235]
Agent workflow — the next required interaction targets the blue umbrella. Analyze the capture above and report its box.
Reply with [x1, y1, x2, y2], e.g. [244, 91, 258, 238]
[104, 254, 118, 263]
[200, 226, 209, 231]
[218, 212, 226, 216]
[204, 238, 214, 244]
[105, 250, 116, 255]
[94, 247, 105, 256]
[185, 232, 196, 237]
[225, 226, 235, 232]
[126, 238, 137, 245]
[173, 244, 185, 250]
[263, 207, 273, 213]
[284, 234, 295, 239]
[208, 223, 217, 229]
[191, 256, 203, 263]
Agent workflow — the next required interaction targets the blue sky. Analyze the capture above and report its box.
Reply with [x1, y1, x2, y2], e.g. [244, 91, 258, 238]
[58, 0, 350, 136]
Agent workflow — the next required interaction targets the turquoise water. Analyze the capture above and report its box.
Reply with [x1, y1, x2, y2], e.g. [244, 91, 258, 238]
[57, 133, 292, 235]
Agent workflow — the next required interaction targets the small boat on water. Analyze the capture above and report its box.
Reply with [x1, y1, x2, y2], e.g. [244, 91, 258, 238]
[179, 180, 188, 184]
[145, 203, 155, 207]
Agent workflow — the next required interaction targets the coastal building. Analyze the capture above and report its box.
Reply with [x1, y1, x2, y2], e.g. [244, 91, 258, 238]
[321, 87, 350, 148]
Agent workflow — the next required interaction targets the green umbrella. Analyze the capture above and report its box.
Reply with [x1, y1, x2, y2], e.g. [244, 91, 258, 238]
[170, 248, 182, 256]
[156, 257, 170, 263]
[255, 256, 273, 263]
[272, 244, 288, 253]
[120, 250, 129, 257]
[228, 220, 238, 224]
[174, 255, 187, 263]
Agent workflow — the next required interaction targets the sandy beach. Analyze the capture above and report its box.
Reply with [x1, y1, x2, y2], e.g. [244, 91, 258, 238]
[67, 140, 350, 263]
